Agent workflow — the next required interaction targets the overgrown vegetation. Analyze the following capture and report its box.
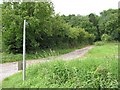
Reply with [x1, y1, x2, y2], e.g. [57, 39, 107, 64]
[94, 41, 104, 46]
[2, 2, 119, 54]
[62, 9, 119, 41]
[1, 45, 86, 63]
[2, 2, 95, 54]
[2, 43, 118, 88]
[101, 34, 112, 42]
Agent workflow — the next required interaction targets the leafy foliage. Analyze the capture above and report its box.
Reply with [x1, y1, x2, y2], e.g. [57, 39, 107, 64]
[61, 9, 119, 42]
[2, 2, 54, 53]
[101, 34, 112, 42]
[94, 41, 104, 46]
[89, 13, 100, 40]
[2, 2, 95, 53]
[99, 9, 119, 41]
[2, 2, 119, 54]
[61, 15, 97, 39]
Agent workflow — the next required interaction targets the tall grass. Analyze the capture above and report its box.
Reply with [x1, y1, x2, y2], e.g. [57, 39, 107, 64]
[1, 48, 77, 63]
[2, 45, 87, 63]
[2, 49, 58, 63]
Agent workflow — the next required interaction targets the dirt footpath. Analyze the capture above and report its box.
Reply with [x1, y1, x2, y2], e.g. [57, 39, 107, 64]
[0, 46, 93, 81]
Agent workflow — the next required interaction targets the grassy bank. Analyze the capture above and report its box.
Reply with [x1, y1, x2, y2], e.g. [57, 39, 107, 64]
[2, 43, 118, 88]
[1, 45, 87, 63]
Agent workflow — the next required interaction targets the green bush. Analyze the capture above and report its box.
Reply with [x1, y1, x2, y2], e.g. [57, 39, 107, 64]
[101, 34, 112, 42]
[94, 41, 104, 46]
[84, 33, 95, 44]
[2, 3, 95, 54]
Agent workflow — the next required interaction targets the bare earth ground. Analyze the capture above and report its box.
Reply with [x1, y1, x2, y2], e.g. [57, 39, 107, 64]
[0, 46, 93, 81]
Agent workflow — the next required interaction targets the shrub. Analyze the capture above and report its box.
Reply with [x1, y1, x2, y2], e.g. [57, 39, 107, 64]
[101, 34, 112, 42]
[84, 33, 95, 44]
[94, 41, 104, 46]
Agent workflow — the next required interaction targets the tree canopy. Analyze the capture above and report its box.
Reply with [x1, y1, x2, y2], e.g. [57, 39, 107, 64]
[2, 2, 119, 53]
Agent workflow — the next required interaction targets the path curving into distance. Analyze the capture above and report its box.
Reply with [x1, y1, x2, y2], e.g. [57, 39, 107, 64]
[0, 46, 94, 81]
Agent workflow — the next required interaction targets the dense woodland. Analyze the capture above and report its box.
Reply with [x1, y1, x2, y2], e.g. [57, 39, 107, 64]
[1, 2, 120, 53]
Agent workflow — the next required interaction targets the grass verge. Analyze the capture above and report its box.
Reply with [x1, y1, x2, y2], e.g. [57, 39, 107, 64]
[1, 45, 87, 63]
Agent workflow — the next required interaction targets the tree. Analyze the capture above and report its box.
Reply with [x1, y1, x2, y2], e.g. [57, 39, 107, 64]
[88, 13, 100, 41]
[61, 15, 97, 40]
[99, 9, 119, 41]
[2, 2, 54, 53]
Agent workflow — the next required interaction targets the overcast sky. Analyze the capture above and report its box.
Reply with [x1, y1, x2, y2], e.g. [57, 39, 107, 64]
[0, 0, 2, 3]
[0, 0, 119, 15]
[52, 0, 119, 15]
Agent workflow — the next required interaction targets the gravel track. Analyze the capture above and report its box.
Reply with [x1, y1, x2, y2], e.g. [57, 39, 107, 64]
[0, 46, 93, 81]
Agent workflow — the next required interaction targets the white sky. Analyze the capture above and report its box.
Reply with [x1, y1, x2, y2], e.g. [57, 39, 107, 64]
[52, 0, 119, 15]
[0, 0, 2, 4]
